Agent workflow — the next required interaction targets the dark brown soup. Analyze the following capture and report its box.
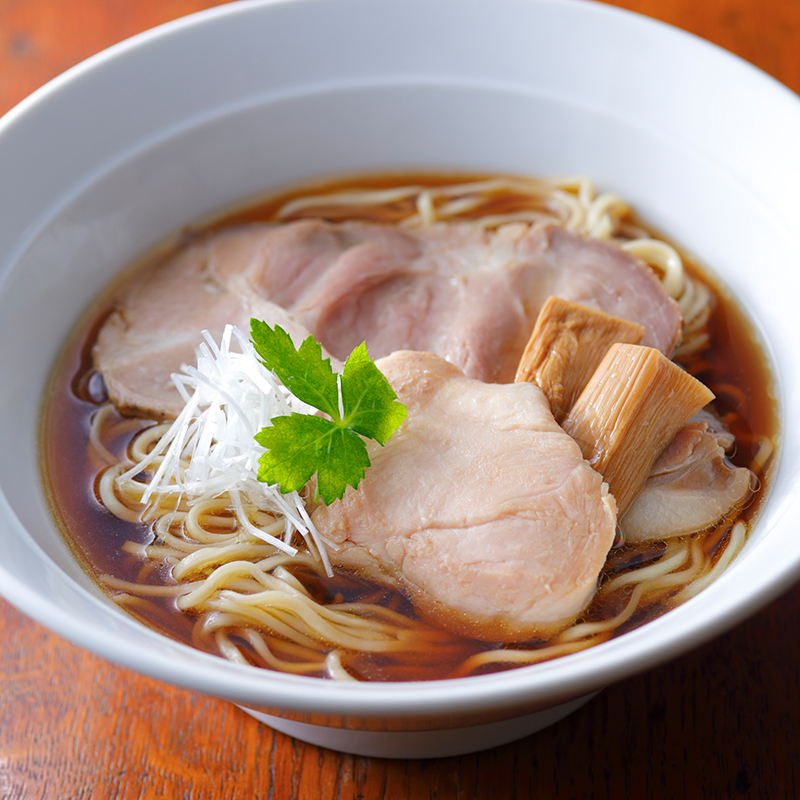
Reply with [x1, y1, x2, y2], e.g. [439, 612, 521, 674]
[40, 173, 779, 681]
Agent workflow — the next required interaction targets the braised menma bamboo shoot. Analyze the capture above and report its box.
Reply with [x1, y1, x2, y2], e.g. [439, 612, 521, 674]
[561, 343, 714, 516]
[515, 296, 646, 422]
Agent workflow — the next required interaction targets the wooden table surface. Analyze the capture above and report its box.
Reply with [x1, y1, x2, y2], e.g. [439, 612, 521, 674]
[2, 1, 799, 797]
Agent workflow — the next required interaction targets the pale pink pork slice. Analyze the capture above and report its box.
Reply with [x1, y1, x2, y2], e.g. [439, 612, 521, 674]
[289, 220, 682, 383]
[93, 228, 336, 419]
[311, 351, 618, 642]
[94, 219, 682, 419]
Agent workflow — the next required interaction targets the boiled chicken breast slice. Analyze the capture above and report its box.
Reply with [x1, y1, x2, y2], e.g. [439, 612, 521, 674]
[620, 413, 754, 543]
[311, 351, 618, 643]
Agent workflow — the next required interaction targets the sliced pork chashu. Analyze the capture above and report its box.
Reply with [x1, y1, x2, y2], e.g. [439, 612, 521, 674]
[296, 220, 682, 382]
[93, 226, 338, 420]
[311, 351, 618, 643]
[94, 219, 682, 419]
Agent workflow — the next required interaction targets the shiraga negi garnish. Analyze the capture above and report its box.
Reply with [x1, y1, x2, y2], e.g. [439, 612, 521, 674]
[250, 320, 407, 505]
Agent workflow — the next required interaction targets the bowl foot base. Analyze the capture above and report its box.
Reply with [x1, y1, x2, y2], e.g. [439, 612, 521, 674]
[239, 690, 600, 758]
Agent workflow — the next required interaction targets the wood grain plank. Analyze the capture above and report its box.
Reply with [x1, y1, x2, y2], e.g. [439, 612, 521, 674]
[2, 589, 800, 800]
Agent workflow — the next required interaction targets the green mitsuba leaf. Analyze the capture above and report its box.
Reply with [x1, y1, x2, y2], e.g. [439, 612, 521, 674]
[250, 319, 340, 421]
[255, 414, 332, 495]
[251, 321, 407, 505]
[315, 425, 371, 503]
[340, 342, 408, 444]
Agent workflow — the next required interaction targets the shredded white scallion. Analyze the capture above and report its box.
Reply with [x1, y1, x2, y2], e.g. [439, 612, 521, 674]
[118, 324, 334, 572]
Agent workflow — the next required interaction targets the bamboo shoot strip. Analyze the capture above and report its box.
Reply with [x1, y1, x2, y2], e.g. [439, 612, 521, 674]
[515, 296, 645, 423]
[562, 343, 714, 516]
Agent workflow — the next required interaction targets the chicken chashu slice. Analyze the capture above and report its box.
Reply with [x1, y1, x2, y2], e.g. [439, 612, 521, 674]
[94, 219, 682, 420]
[621, 410, 754, 543]
[311, 351, 618, 643]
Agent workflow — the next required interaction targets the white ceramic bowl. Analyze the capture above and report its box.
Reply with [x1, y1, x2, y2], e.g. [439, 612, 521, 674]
[1, 0, 799, 759]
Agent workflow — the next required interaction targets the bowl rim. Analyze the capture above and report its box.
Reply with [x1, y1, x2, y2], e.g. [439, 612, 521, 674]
[1, 0, 798, 719]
